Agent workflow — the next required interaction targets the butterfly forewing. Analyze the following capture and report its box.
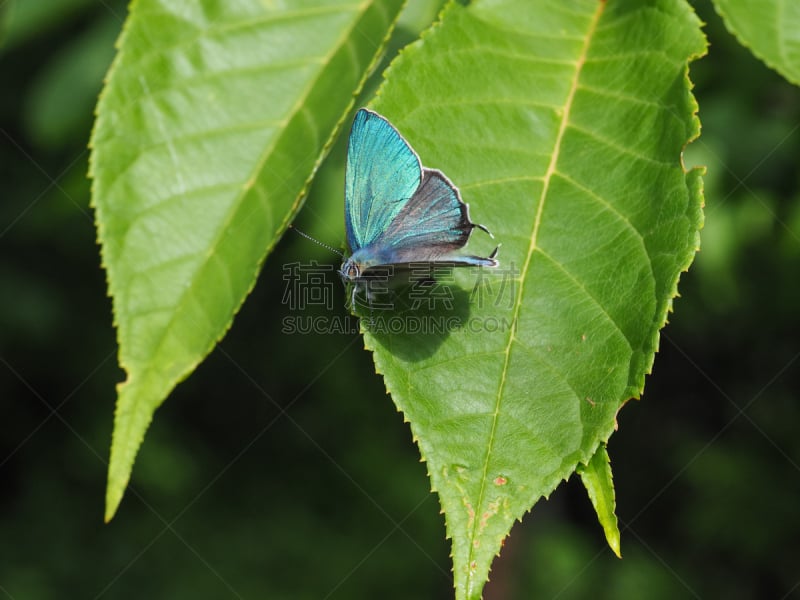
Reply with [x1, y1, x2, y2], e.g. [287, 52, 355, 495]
[345, 109, 421, 251]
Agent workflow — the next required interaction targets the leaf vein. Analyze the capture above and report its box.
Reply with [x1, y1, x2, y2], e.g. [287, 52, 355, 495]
[460, 175, 544, 191]
[553, 171, 648, 251]
[466, 1, 606, 583]
[533, 247, 634, 353]
[577, 83, 666, 110]
[110, 59, 321, 120]
[566, 122, 673, 167]
[128, 3, 364, 71]
[105, 123, 279, 200]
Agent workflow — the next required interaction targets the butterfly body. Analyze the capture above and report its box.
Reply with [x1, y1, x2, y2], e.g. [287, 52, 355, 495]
[341, 109, 497, 304]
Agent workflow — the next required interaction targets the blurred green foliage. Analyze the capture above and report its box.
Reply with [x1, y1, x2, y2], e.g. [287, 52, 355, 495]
[0, 0, 798, 598]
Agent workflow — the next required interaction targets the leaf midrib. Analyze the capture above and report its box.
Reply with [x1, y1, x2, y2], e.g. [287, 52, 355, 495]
[465, 0, 606, 587]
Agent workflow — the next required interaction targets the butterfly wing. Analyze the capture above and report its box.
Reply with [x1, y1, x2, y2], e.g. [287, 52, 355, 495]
[368, 168, 498, 267]
[345, 109, 422, 252]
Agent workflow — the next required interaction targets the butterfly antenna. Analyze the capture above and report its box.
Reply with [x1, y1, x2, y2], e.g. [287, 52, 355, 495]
[289, 225, 344, 258]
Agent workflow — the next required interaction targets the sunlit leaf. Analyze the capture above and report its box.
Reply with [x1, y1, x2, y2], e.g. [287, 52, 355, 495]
[91, 0, 405, 521]
[367, 1, 706, 597]
[577, 443, 621, 558]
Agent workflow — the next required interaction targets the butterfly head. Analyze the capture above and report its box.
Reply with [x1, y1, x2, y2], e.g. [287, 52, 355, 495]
[339, 256, 360, 282]
[340, 246, 384, 282]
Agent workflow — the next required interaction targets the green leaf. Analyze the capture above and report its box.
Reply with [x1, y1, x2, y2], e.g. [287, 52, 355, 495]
[367, 1, 706, 597]
[712, 0, 800, 86]
[577, 443, 621, 558]
[91, 0, 405, 522]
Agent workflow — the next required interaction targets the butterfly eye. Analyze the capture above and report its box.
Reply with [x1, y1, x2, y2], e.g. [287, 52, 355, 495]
[339, 258, 360, 282]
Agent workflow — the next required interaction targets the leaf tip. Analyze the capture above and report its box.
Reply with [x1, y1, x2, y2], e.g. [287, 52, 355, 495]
[104, 374, 160, 522]
[104, 477, 127, 523]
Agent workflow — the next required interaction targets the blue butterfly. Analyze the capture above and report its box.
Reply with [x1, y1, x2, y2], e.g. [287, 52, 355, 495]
[340, 108, 498, 306]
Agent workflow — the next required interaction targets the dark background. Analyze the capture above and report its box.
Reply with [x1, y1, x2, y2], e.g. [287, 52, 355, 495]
[1, 1, 798, 598]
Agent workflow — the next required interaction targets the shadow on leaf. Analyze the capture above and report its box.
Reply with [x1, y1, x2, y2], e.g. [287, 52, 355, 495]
[353, 267, 473, 361]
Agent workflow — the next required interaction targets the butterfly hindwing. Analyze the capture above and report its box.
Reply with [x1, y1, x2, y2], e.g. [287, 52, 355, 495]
[345, 109, 421, 251]
[371, 168, 485, 264]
